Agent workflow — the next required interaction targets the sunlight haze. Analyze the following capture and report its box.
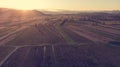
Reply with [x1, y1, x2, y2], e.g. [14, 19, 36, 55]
[0, 0, 119, 11]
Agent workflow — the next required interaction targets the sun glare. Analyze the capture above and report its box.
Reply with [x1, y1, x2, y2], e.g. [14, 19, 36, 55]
[0, 0, 49, 10]
[0, 0, 119, 11]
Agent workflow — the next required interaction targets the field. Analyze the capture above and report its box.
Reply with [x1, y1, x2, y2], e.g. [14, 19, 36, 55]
[0, 8, 120, 67]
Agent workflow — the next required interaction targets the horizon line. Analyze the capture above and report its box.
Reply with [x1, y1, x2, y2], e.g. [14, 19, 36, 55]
[0, 7, 120, 12]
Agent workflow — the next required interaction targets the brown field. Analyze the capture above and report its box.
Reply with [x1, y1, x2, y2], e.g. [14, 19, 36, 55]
[0, 8, 120, 67]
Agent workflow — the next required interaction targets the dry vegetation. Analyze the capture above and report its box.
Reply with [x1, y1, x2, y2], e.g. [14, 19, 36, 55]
[0, 8, 120, 67]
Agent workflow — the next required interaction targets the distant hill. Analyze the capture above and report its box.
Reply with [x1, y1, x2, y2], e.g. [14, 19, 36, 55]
[0, 8, 45, 26]
[0, 8, 120, 26]
[40, 10, 80, 14]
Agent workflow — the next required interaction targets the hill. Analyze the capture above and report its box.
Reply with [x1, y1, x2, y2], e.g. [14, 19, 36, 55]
[0, 8, 45, 26]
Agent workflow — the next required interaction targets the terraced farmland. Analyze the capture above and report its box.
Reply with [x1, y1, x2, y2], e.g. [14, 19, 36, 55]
[0, 9, 120, 67]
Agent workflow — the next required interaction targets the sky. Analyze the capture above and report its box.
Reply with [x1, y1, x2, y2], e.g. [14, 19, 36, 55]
[0, 0, 120, 11]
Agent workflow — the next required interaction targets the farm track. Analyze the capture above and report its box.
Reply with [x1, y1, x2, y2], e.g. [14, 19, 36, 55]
[54, 25, 76, 44]
[64, 25, 114, 43]
[0, 44, 120, 67]
[70, 24, 120, 41]
[1, 8, 120, 67]
[61, 26, 94, 44]
[5, 25, 66, 45]
[0, 23, 120, 67]
[0, 47, 18, 66]
[0, 26, 28, 46]
[99, 24, 120, 30]
[0, 20, 120, 67]
[0, 26, 18, 37]
[86, 25, 120, 35]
